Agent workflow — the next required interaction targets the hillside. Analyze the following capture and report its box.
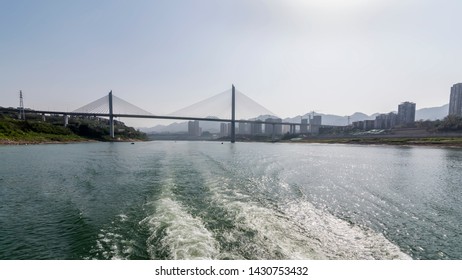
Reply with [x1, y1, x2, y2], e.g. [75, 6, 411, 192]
[0, 107, 147, 144]
[415, 104, 449, 121]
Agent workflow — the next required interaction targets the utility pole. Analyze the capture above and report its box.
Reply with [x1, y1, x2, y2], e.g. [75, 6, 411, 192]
[18, 90, 25, 120]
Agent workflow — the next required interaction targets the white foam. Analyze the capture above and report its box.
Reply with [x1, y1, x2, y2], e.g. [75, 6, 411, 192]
[117, 214, 128, 222]
[215, 194, 328, 259]
[281, 200, 411, 259]
[141, 179, 220, 260]
[89, 216, 135, 260]
[195, 161, 411, 260]
[192, 164, 325, 259]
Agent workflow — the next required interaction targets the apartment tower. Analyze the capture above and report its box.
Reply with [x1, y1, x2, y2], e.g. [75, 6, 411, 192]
[449, 83, 462, 117]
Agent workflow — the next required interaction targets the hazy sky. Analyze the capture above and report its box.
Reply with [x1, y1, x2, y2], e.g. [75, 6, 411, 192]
[1, 0, 461, 125]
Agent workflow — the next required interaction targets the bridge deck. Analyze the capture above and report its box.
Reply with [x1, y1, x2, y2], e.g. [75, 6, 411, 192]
[26, 109, 319, 126]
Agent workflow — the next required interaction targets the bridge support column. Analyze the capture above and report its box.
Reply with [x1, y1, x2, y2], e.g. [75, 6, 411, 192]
[64, 115, 69, 127]
[109, 90, 114, 139]
[231, 85, 236, 143]
[272, 123, 275, 141]
[42, 113, 46, 122]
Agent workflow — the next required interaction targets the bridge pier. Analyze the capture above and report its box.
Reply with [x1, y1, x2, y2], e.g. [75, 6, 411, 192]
[42, 113, 46, 122]
[64, 115, 69, 127]
[289, 124, 295, 134]
[272, 123, 275, 141]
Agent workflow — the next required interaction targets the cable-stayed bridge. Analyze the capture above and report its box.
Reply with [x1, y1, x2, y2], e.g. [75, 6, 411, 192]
[168, 88, 276, 120]
[25, 85, 305, 143]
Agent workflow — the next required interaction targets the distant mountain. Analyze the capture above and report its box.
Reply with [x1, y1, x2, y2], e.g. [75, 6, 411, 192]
[139, 105, 450, 132]
[140, 122, 188, 133]
[140, 117, 222, 134]
[415, 104, 449, 121]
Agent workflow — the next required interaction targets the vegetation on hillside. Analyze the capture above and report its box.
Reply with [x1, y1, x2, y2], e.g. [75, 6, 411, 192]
[0, 117, 81, 143]
[0, 107, 147, 144]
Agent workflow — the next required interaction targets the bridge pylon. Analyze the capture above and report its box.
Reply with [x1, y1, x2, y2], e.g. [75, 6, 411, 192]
[231, 84, 236, 143]
[109, 90, 114, 138]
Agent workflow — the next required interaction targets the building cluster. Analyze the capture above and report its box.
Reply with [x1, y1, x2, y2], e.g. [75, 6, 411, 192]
[352, 82, 462, 131]
[217, 116, 322, 138]
[352, 101, 416, 130]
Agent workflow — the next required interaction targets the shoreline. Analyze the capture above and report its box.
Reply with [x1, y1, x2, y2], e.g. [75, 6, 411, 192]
[3, 137, 462, 148]
[282, 136, 462, 148]
[0, 138, 145, 146]
[0, 138, 97, 145]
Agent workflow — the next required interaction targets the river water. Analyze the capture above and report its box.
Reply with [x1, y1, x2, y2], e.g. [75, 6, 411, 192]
[0, 141, 461, 260]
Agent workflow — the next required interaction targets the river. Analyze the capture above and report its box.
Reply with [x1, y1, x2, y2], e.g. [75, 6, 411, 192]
[1, 141, 461, 259]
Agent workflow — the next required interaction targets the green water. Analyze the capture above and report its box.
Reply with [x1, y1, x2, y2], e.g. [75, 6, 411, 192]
[1, 141, 461, 259]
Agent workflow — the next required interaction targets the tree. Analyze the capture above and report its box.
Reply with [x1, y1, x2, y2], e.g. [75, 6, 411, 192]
[438, 115, 462, 131]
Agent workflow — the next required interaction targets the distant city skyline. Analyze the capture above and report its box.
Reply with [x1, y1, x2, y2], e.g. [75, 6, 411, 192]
[1, 0, 461, 127]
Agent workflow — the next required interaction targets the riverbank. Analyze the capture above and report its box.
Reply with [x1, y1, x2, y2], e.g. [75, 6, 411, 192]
[3, 133, 462, 148]
[0, 132, 87, 145]
[0, 138, 94, 145]
[0, 137, 146, 145]
[0, 111, 147, 145]
[286, 136, 462, 147]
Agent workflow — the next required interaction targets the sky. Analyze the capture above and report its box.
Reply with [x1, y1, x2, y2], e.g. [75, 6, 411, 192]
[1, 0, 461, 126]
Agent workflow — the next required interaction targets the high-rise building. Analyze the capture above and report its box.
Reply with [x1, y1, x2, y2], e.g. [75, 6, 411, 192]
[397, 102, 416, 126]
[309, 115, 322, 134]
[250, 121, 263, 135]
[274, 119, 282, 135]
[449, 83, 462, 117]
[352, 121, 364, 130]
[265, 118, 282, 136]
[238, 121, 250, 135]
[300, 119, 308, 133]
[363, 120, 375, 130]
[375, 112, 397, 129]
[220, 123, 228, 138]
[188, 120, 201, 137]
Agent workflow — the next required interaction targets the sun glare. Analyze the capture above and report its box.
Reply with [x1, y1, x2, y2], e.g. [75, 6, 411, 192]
[292, 0, 373, 12]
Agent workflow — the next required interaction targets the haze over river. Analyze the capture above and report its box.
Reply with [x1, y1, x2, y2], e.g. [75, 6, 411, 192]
[1, 141, 461, 259]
